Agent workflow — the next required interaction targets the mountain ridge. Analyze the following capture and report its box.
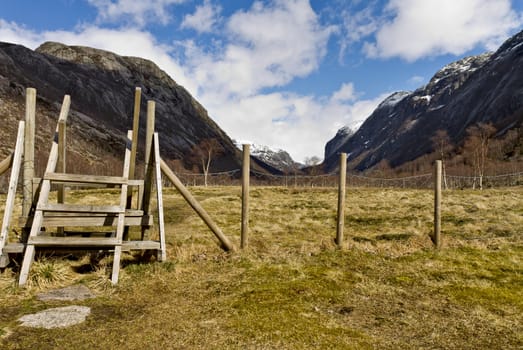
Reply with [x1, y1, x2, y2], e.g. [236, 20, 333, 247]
[323, 30, 523, 172]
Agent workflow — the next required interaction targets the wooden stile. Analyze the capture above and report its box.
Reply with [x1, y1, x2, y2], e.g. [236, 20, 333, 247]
[153, 133, 166, 261]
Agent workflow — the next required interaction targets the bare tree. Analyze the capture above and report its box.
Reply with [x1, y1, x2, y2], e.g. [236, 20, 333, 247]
[190, 138, 224, 186]
[431, 129, 453, 189]
[463, 123, 496, 190]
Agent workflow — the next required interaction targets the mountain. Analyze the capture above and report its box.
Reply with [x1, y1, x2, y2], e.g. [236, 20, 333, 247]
[234, 141, 300, 173]
[0, 41, 271, 176]
[324, 30, 523, 172]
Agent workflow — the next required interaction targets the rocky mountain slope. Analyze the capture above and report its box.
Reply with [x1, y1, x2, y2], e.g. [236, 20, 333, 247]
[234, 141, 301, 173]
[324, 30, 523, 172]
[0, 41, 271, 176]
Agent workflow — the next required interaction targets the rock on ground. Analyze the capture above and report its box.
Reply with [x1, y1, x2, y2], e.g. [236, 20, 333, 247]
[18, 306, 91, 329]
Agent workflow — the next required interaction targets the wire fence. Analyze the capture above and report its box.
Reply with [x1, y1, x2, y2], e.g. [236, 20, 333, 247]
[163, 169, 523, 189]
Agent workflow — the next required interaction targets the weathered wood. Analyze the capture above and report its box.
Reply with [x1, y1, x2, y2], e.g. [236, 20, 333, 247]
[433, 160, 442, 248]
[153, 133, 166, 261]
[0, 153, 13, 176]
[5, 240, 161, 253]
[142, 101, 155, 213]
[37, 203, 124, 214]
[129, 87, 141, 181]
[241, 144, 250, 249]
[45, 172, 129, 185]
[336, 153, 347, 247]
[57, 118, 67, 235]
[22, 88, 36, 217]
[111, 130, 132, 284]
[29, 236, 121, 247]
[20, 214, 152, 227]
[19, 96, 71, 286]
[122, 240, 161, 251]
[0, 121, 25, 267]
[160, 158, 235, 251]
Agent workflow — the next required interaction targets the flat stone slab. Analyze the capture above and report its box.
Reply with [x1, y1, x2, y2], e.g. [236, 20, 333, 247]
[37, 285, 95, 301]
[18, 305, 91, 329]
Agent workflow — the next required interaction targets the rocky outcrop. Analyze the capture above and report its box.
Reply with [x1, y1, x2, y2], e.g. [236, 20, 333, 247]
[324, 30, 523, 171]
[0, 41, 269, 174]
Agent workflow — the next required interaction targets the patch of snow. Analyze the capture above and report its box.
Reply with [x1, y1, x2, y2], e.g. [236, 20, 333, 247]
[378, 91, 410, 108]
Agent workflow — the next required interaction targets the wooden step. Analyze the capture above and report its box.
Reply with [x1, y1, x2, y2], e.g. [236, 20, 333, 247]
[28, 236, 121, 247]
[44, 172, 128, 185]
[37, 203, 124, 214]
[19, 211, 152, 227]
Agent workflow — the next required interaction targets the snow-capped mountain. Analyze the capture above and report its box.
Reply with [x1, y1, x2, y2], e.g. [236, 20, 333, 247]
[323, 29, 523, 171]
[234, 141, 301, 172]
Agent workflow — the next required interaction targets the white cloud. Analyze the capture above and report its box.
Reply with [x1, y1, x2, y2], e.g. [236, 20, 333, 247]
[87, 0, 186, 27]
[364, 0, 522, 61]
[331, 83, 357, 102]
[181, 0, 222, 33]
[201, 86, 388, 162]
[183, 0, 335, 97]
[0, 20, 42, 48]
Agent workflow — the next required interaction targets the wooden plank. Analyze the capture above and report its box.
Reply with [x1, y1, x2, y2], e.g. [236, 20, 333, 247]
[111, 130, 132, 284]
[0, 121, 25, 267]
[4, 240, 160, 253]
[122, 240, 161, 251]
[28, 236, 121, 247]
[0, 153, 13, 176]
[45, 172, 128, 185]
[20, 215, 152, 227]
[22, 88, 36, 217]
[37, 203, 123, 213]
[160, 158, 235, 252]
[153, 133, 166, 261]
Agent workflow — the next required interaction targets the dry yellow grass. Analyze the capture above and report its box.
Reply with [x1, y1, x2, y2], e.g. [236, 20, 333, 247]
[0, 186, 522, 349]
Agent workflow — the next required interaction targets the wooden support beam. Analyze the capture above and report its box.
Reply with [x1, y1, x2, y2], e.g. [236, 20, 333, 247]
[153, 133, 166, 261]
[23, 88, 36, 217]
[45, 173, 129, 185]
[129, 87, 141, 181]
[0, 121, 25, 267]
[57, 117, 67, 235]
[160, 158, 235, 252]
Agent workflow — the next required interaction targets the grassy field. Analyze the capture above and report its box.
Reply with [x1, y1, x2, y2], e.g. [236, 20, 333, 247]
[0, 186, 522, 349]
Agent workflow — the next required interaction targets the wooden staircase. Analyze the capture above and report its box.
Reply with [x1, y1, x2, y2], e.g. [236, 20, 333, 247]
[1, 89, 171, 286]
[18, 130, 135, 286]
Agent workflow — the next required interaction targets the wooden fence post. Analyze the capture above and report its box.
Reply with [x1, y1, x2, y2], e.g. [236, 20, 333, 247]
[433, 160, 442, 248]
[23, 88, 36, 217]
[336, 153, 347, 247]
[241, 144, 250, 249]
[57, 95, 70, 235]
[129, 87, 141, 181]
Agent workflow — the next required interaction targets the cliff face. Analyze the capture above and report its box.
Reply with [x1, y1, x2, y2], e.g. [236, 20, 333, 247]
[324, 30, 523, 172]
[0, 41, 255, 174]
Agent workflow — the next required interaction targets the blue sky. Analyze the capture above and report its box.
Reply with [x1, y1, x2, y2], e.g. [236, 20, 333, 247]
[1, 0, 522, 162]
